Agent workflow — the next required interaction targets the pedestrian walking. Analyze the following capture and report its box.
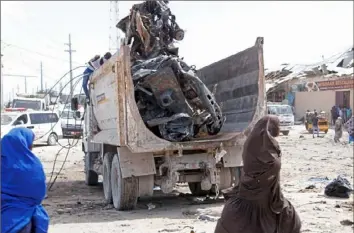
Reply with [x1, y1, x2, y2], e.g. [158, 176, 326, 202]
[312, 111, 320, 138]
[214, 115, 301, 233]
[345, 115, 354, 144]
[334, 117, 343, 143]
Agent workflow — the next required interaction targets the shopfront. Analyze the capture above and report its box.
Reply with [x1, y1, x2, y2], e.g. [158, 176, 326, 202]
[294, 77, 354, 119]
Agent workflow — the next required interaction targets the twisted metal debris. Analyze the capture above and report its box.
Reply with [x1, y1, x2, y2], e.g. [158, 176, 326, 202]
[117, 0, 225, 142]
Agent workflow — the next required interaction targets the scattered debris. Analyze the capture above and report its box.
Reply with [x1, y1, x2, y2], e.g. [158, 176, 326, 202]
[198, 214, 219, 222]
[298, 200, 326, 207]
[305, 184, 316, 189]
[324, 175, 353, 198]
[147, 202, 156, 210]
[116, 0, 225, 142]
[308, 177, 329, 183]
[340, 219, 354, 226]
[158, 229, 180, 233]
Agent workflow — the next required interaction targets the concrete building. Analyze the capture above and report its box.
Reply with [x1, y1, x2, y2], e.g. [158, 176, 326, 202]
[265, 47, 354, 120]
[294, 76, 353, 119]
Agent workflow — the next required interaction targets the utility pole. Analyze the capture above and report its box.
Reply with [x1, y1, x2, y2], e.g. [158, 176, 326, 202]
[3, 74, 37, 93]
[40, 61, 43, 91]
[109, 1, 120, 53]
[65, 34, 76, 98]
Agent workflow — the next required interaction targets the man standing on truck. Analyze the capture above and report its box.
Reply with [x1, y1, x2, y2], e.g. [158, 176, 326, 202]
[312, 111, 320, 138]
[82, 55, 100, 101]
[82, 53, 112, 102]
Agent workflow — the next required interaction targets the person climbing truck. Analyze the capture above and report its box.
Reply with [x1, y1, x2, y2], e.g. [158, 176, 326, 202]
[82, 52, 112, 101]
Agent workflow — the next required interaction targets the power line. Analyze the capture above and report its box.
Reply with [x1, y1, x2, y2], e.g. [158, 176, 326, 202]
[64, 34, 76, 99]
[1, 40, 82, 65]
[2, 74, 37, 93]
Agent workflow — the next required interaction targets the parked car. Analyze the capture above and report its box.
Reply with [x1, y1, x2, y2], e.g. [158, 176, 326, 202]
[1, 110, 62, 146]
[60, 110, 83, 138]
[267, 102, 295, 135]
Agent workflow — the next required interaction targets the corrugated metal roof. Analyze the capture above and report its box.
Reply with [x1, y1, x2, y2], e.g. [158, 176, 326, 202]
[265, 47, 354, 92]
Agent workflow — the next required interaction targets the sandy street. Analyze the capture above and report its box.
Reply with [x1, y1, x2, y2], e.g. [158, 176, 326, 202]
[34, 125, 353, 233]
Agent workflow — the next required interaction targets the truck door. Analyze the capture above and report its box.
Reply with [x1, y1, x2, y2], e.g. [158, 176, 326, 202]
[29, 113, 47, 140]
[12, 113, 40, 139]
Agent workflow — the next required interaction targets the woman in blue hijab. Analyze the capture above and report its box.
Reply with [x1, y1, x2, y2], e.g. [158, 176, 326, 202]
[1, 127, 49, 233]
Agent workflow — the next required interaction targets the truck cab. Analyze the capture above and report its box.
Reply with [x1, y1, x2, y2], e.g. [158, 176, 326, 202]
[12, 97, 46, 111]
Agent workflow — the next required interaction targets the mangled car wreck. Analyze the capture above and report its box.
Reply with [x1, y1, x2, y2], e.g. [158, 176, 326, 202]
[116, 0, 224, 142]
[74, 0, 266, 211]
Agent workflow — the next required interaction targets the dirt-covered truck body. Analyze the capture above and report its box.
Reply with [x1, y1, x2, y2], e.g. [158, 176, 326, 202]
[77, 37, 266, 210]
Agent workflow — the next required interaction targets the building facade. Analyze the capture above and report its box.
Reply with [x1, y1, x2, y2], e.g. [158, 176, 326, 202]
[294, 77, 353, 119]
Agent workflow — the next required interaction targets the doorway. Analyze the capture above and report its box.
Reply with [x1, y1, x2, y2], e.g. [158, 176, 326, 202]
[335, 91, 350, 108]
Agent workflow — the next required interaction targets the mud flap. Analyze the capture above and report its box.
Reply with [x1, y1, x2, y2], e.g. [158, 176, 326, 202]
[117, 146, 156, 179]
[223, 145, 243, 167]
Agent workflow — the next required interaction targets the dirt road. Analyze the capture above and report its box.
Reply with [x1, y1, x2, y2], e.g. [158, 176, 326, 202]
[35, 125, 353, 233]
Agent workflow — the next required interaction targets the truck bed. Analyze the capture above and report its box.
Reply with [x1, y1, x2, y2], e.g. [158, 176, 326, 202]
[90, 37, 266, 153]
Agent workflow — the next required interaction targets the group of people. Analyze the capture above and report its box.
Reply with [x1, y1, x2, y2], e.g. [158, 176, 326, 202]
[331, 105, 352, 125]
[2, 115, 302, 233]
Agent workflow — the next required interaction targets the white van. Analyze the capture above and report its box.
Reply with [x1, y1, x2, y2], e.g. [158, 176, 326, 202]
[267, 102, 295, 135]
[1, 110, 62, 146]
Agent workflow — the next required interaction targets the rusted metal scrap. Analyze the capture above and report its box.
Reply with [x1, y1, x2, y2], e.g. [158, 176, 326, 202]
[117, 0, 225, 142]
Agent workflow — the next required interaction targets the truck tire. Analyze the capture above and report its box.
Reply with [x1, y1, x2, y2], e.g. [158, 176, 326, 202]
[103, 152, 114, 203]
[85, 152, 99, 186]
[111, 154, 139, 210]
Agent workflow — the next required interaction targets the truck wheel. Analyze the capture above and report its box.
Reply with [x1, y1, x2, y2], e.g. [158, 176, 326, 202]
[103, 152, 114, 203]
[282, 131, 290, 136]
[111, 154, 139, 210]
[85, 152, 99, 186]
[47, 133, 58, 146]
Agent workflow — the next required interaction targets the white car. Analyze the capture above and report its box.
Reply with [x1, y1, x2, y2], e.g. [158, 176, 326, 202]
[1, 110, 63, 146]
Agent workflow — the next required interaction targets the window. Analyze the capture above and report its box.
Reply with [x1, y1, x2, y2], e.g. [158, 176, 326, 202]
[12, 100, 41, 110]
[1, 114, 18, 125]
[29, 113, 59, 124]
[60, 111, 74, 119]
[17, 114, 29, 124]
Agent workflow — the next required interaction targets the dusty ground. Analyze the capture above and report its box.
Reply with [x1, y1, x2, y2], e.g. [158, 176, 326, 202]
[34, 125, 354, 233]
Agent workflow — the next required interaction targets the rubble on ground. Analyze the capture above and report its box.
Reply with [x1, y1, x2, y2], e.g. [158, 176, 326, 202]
[116, 0, 224, 142]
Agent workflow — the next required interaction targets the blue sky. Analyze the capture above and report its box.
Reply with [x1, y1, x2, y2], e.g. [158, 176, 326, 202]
[1, 1, 353, 102]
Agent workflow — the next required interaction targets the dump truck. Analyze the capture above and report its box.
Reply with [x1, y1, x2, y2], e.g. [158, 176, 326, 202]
[73, 37, 266, 211]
